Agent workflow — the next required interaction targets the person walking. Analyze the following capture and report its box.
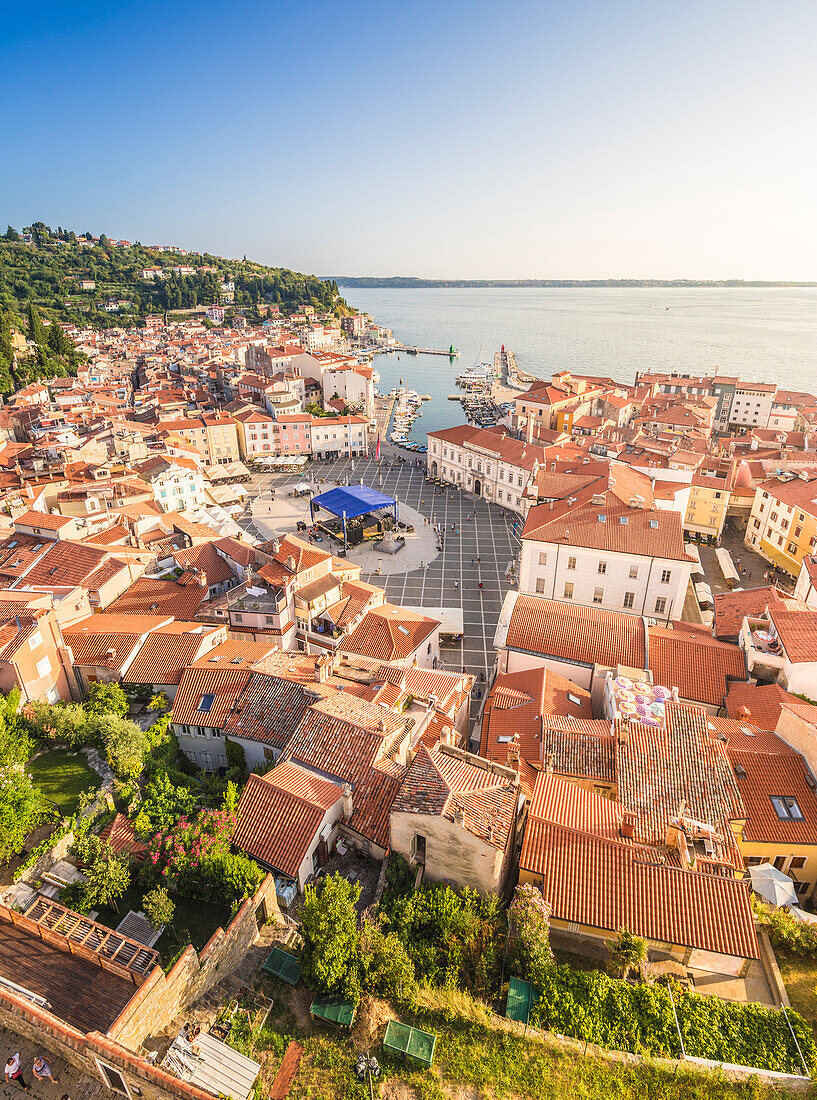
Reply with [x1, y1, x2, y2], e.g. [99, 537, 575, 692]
[32, 1058, 59, 1085]
[5, 1053, 29, 1091]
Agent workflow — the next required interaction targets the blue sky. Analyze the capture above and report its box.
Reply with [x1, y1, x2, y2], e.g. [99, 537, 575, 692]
[3, 0, 816, 278]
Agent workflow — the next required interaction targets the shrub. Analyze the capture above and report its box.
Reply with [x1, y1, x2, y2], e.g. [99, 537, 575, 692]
[531, 964, 817, 1074]
[27, 700, 90, 748]
[224, 737, 246, 774]
[143, 885, 175, 930]
[134, 772, 197, 837]
[359, 919, 415, 999]
[754, 897, 817, 957]
[381, 880, 504, 996]
[507, 884, 554, 989]
[92, 713, 148, 780]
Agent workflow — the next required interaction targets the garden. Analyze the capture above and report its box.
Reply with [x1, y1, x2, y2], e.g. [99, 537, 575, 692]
[286, 859, 817, 1081]
[3, 682, 264, 957]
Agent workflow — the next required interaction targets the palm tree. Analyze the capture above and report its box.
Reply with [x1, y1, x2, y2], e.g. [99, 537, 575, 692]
[606, 928, 648, 981]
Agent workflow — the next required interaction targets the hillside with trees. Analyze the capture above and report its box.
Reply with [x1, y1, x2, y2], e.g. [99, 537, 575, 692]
[0, 222, 345, 331]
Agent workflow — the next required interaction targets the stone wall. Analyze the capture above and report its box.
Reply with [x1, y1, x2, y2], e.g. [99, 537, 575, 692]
[108, 874, 280, 1050]
[0, 989, 213, 1100]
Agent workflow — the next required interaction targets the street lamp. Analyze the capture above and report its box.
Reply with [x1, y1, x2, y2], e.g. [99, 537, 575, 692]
[354, 1053, 381, 1095]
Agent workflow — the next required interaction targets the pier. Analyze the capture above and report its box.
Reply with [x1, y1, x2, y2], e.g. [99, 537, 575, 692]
[391, 343, 460, 357]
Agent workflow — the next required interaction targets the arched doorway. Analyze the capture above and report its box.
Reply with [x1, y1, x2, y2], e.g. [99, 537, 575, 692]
[474, 479, 482, 497]
[431, 461, 438, 477]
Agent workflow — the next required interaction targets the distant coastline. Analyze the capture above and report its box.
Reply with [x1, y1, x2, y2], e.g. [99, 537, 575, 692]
[330, 276, 817, 289]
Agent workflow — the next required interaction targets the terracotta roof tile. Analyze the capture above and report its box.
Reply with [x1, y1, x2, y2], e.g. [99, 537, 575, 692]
[233, 763, 343, 877]
[505, 594, 647, 669]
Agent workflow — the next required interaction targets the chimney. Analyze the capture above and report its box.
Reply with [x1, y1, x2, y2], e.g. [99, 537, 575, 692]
[620, 810, 636, 839]
[506, 734, 520, 772]
[342, 783, 353, 818]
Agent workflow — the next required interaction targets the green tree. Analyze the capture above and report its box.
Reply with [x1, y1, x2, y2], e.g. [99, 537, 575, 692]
[27, 301, 46, 345]
[148, 691, 170, 713]
[85, 681, 128, 717]
[301, 872, 362, 1002]
[134, 772, 197, 836]
[143, 885, 175, 931]
[606, 928, 648, 981]
[83, 844, 131, 912]
[0, 766, 47, 863]
[93, 713, 148, 780]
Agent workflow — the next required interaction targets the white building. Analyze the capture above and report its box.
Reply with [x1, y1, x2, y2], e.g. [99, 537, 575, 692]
[727, 383, 777, 430]
[518, 471, 692, 623]
[309, 416, 368, 459]
[427, 425, 546, 514]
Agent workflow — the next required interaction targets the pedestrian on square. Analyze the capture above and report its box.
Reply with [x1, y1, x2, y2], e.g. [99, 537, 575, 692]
[5, 1053, 29, 1091]
[33, 1057, 59, 1085]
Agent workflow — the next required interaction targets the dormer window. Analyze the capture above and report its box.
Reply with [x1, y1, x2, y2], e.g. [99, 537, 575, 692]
[771, 796, 804, 820]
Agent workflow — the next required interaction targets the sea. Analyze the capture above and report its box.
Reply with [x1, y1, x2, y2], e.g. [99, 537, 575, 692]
[342, 286, 817, 441]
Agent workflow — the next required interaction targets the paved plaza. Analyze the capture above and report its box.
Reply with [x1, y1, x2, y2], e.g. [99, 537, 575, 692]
[237, 448, 523, 727]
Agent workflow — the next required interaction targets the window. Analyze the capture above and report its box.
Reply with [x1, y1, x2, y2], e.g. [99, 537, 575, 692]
[411, 833, 427, 863]
[654, 597, 667, 615]
[772, 796, 804, 820]
[563, 582, 574, 599]
[593, 587, 604, 604]
[96, 1061, 130, 1097]
[597, 561, 607, 574]
[567, 556, 577, 570]
[623, 591, 635, 609]
[535, 577, 547, 594]
[661, 569, 671, 584]
[629, 565, 639, 579]
[538, 552, 548, 566]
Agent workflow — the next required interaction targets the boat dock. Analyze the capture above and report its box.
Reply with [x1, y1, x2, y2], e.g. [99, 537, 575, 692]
[389, 343, 460, 357]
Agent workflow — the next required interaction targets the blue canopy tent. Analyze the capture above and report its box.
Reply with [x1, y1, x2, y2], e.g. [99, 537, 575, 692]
[309, 484, 398, 548]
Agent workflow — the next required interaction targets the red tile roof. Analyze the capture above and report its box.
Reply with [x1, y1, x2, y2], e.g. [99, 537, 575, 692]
[730, 749, 817, 846]
[504, 594, 647, 669]
[392, 744, 518, 850]
[521, 815, 758, 959]
[480, 666, 592, 771]
[647, 626, 747, 707]
[724, 681, 807, 732]
[713, 586, 785, 640]
[768, 607, 817, 664]
[171, 665, 254, 726]
[340, 604, 439, 662]
[233, 763, 343, 877]
[106, 576, 208, 619]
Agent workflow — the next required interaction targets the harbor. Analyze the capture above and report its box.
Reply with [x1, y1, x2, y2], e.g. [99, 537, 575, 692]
[365, 337, 541, 442]
[384, 384, 429, 452]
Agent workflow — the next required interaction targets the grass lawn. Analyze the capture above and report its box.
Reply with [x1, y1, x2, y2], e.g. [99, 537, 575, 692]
[246, 982, 795, 1100]
[777, 951, 817, 1035]
[28, 748, 100, 816]
[95, 882, 232, 962]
